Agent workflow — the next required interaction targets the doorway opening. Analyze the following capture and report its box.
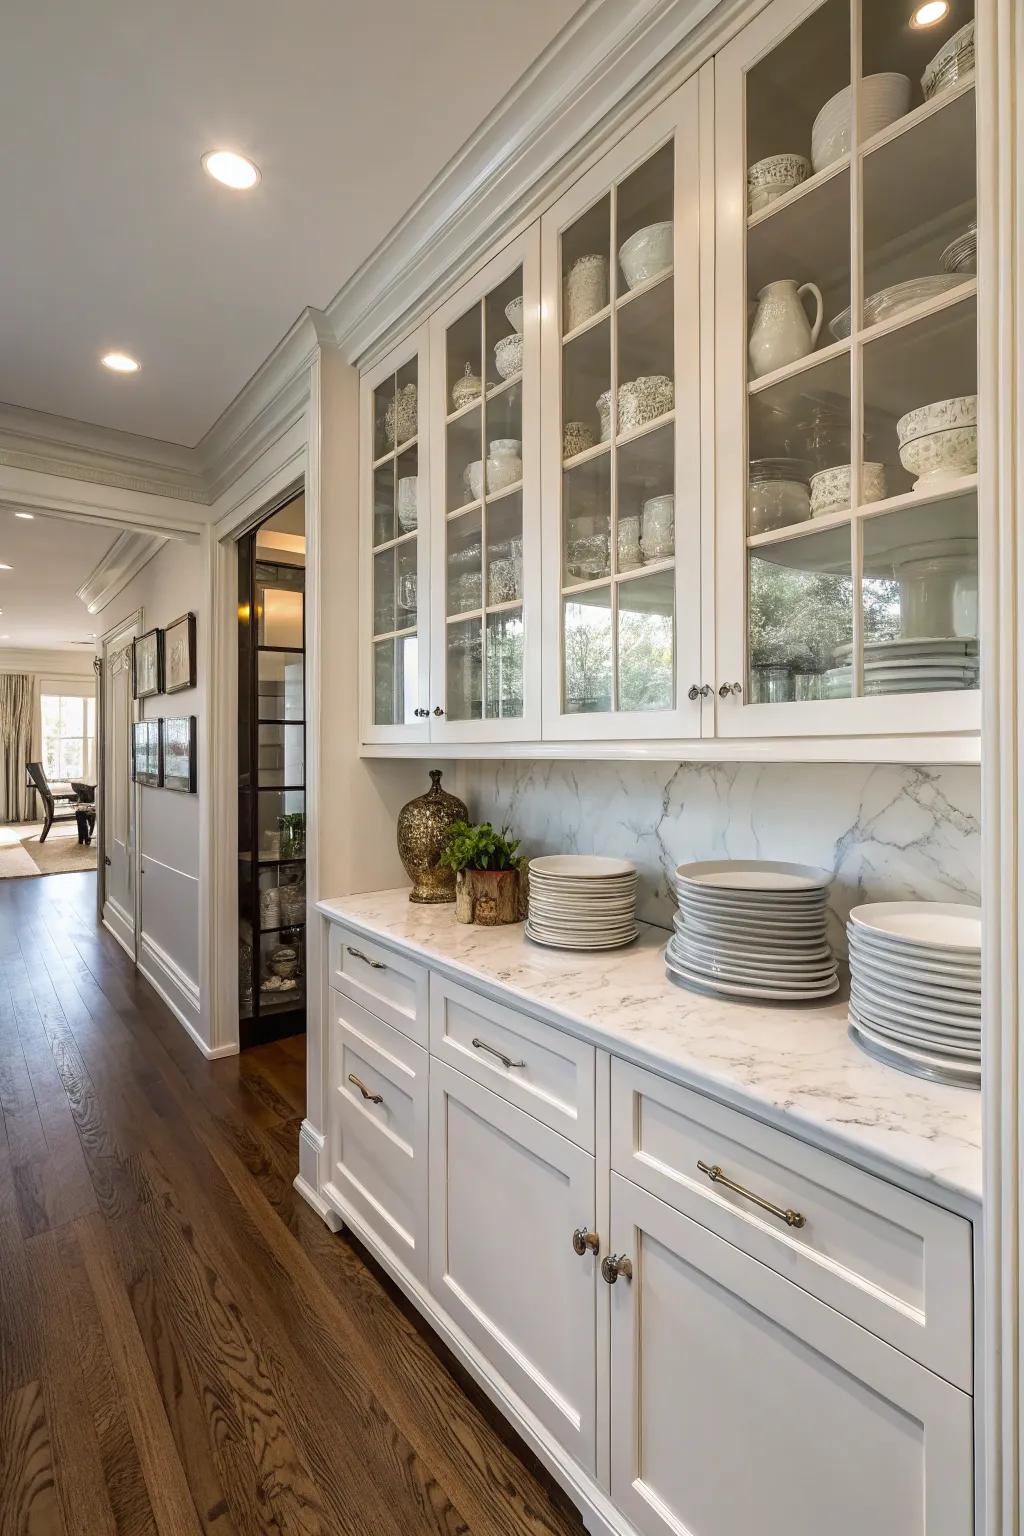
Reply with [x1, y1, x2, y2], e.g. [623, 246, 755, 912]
[237, 492, 306, 1048]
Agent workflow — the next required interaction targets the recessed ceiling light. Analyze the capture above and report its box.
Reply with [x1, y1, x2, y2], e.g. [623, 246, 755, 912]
[0, 563, 12, 571]
[202, 149, 261, 190]
[910, 0, 949, 26]
[14, 511, 33, 520]
[101, 351, 141, 374]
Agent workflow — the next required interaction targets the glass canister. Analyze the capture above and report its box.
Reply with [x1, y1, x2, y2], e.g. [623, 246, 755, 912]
[747, 458, 811, 534]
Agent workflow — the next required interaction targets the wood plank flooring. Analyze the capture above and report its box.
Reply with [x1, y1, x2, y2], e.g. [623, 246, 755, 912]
[0, 872, 585, 1536]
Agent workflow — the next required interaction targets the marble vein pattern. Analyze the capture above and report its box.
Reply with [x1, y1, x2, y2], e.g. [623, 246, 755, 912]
[319, 889, 982, 1205]
[457, 761, 981, 955]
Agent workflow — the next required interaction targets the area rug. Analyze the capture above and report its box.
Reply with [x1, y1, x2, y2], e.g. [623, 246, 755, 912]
[0, 821, 98, 878]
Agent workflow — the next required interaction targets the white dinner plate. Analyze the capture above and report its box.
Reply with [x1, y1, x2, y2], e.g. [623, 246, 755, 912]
[673, 879, 827, 906]
[665, 949, 840, 1000]
[848, 926, 981, 976]
[848, 1013, 981, 1087]
[850, 998, 980, 1050]
[850, 976, 980, 1029]
[672, 917, 833, 965]
[680, 910, 828, 938]
[525, 924, 638, 950]
[853, 1015, 981, 1058]
[848, 901, 981, 954]
[847, 940, 982, 996]
[529, 855, 637, 879]
[668, 942, 837, 988]
[529, 897, 637, 917]
[849, 958, 981, 1014]
[674, 859, 832, 892]
[677, 894, 828, 922]
[833, 635, 977, 658]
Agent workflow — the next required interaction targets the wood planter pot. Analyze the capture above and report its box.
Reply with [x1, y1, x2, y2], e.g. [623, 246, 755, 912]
[455, 868, 521, 926]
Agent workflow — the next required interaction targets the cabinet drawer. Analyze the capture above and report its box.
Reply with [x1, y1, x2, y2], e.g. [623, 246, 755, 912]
[327, 922, 428, 1045]
[429, 972, 595, 1150]
[610, 1058, 973, 1390]
[326, 988, 428, 1279]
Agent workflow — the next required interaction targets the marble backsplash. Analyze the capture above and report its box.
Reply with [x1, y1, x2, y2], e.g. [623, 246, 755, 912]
[456, 761, 981, 956]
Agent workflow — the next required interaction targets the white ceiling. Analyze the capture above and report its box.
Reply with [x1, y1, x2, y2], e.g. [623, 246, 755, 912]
[0, 513, 118, 651]
[1, 0, 581, 448]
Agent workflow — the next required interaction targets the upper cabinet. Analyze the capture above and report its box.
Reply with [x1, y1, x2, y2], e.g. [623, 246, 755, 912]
[714, 0, 979, 739]
[540, 81, 704, 741]
[361, 326, 431, 745]
[429, 230, 543, 742]
[358, 0, 982, 758]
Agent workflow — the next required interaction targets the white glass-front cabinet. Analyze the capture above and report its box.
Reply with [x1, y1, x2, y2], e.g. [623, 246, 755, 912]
[540, 80, 705, 741]
[715, 0, 979, 739]
[428, 229, 542, 741]
[360, 326, 431, 744]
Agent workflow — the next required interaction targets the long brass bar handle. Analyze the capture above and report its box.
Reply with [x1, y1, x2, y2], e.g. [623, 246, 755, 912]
[696, 1160, 805, 1229]
[348, 1073, 384, 1105]
[471, 1037, 526, 1070]
[346, 945, 386, 971]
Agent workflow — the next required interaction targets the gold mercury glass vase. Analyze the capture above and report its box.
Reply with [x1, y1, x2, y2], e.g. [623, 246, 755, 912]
[397, 770, 468, 904]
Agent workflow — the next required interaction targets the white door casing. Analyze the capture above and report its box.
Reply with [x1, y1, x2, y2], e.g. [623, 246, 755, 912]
[100, 611, 141, 959]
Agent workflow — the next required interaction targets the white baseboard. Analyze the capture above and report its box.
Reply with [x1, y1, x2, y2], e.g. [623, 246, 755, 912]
[297, 1118, 325, 1189]
[307, 1181, 637, 1536]
[101, 908, 136, 962]
[138, 931, 235, 1059]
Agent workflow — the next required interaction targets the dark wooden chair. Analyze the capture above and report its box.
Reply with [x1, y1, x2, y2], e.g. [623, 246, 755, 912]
[25, 762, 79, 842]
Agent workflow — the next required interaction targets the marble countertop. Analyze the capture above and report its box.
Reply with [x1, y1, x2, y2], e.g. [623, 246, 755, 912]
[318, 889, 982, 1209]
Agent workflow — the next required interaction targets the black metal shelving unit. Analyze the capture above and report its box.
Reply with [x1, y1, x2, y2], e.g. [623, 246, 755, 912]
[238, 499, 307, 1047]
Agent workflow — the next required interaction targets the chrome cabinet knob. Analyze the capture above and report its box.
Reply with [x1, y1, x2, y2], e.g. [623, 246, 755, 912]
[687, 684, 701, 701]
[601, 1253, 633, 1284]
[572, 1226, 600, 1257]
[433, 705, 445, 716]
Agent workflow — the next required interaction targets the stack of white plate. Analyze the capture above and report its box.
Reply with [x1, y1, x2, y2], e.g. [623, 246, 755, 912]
[526, 855, 639, 950]
[847, 902, 981, 1088]
[665, 860, 838, 1000]
[826, 637, 979, 696]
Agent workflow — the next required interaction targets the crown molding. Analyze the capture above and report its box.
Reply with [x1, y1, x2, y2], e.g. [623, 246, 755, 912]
[75, 528, 166, 616]
[0, 400, 208, 503]
[325, 0, 749, 366]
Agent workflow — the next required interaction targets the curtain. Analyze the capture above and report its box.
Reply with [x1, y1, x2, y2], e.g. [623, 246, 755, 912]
[0, 672, 40, 822]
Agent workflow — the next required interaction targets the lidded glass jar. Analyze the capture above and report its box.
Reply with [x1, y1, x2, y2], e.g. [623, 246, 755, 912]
[747, 457, 811, 534]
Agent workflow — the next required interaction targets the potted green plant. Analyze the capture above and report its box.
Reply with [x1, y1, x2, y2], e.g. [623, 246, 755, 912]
[439, 821, 524, 925]
[278, 810, 306, 859]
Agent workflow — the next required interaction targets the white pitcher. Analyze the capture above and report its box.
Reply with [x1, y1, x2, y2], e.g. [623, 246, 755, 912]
[748, 279, 823, 379]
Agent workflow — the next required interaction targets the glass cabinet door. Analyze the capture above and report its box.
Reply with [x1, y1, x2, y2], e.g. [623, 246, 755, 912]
[715, 0, 979, 739]
[361, 326, 431, 743]
[540, 78, 703, 740]
[428, 228, 541, 740]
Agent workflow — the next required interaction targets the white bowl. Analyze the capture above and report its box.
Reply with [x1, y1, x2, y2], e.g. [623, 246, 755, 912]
[494, 333, 523, 381]
[464, 460, 484, 502]
[897, 394, 978, 444]
[488, 437, 521, 458]
[485, 452, 522, 494]
[618, 375, 674, 431]
[899, 426, 978, 488]
[618, 221, 673, 290]
[504, 296, 524, 335]
[809, 462, 886, 515]
[811, 74, 911, 171]
[747, 153, 811, 190]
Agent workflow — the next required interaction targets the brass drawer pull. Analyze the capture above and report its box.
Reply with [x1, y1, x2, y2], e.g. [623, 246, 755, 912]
[471, 1037, 525, 1070]
[696, 1160, 805, 1229]
[348, 1073, 384, 1105]
[347, 945, 386, 971]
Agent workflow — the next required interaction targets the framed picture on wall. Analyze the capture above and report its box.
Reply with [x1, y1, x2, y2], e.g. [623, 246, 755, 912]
[133, 628, 164, 699]
[164, 612, 197, 693]
[162, 716, 197, 793]
[132, 719, 162, 786]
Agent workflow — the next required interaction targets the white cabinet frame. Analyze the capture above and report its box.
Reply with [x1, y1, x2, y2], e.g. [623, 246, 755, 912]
[540, 79, 706, 742]
[428, 228, 543, 742]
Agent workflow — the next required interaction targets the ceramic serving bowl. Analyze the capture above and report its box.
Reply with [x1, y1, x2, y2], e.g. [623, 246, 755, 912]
[618, 375, 674, 432]
[811, 73, 910, 171]
[451, 363, 482, 411]
[563, 420, 596, 459]
[397, 475, 418, 530]
[940, 223, 977, 276]
[618, 221, 673, 290]
[564, 253, 609, 332]
[464, 459, 484, 502]
[893, 542, 978, 637]
[504, 296, 524, 335]
[899, 425, 978, 487]
[384, 382, 417, 447]
[494, 333, 523, 381]
[922, 20, 975, 100]
[897, 394, 978, 445]
[809, 462, 886, 516]
[747, 154, 810, 212]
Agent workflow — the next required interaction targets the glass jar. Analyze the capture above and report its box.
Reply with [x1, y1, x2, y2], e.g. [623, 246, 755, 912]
[751, 662, 795, 704]
[748, 458, 811, 534]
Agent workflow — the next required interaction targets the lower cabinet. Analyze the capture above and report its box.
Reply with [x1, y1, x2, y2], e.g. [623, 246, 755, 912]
[607, 1173, 974, 1536]
[428, 1058, 598, 1471]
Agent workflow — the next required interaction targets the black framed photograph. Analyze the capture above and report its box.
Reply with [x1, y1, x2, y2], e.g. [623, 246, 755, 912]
[162, 715, 197, 793]
[132, 719, 162, 787]
[164, 611, 197, 693]
[133, 628, 164, 699]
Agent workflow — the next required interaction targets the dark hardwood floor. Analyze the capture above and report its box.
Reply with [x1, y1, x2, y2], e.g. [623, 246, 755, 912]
[0, 871, 585, 1536]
